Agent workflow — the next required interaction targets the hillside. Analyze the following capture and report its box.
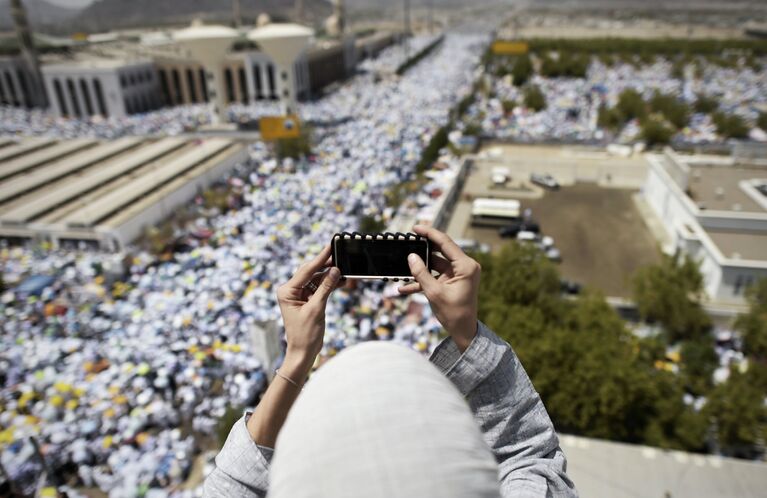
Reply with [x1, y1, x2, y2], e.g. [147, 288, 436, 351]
[75, 0, 333, 31]
[0, 0, 79, 29]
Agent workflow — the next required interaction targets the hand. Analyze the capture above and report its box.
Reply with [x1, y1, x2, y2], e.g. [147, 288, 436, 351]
[398, 225, 481, 352]
[276, 245, 341, 368]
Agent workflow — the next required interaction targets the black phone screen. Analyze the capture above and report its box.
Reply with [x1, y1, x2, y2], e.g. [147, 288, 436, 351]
[333, 237, 429, 278]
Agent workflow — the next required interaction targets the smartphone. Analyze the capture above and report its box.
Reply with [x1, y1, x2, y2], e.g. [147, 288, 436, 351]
[332, 232, 430, 280]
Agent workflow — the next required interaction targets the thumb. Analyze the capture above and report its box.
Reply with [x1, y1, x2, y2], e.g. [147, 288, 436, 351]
[407, 253, 438, 296]
[309, 267, 341, 307]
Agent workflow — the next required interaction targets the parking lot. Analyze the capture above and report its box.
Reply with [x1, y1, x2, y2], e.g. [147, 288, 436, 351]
[446, 148, 660, 297]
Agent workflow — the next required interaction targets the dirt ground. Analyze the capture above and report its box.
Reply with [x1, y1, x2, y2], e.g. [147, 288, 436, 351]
[462, 183, 661, 298]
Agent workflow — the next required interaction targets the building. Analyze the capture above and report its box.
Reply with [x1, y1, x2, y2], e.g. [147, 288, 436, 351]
[0, 137, 248, 250]
[0, 28, 399, 118]
[0, 56, 46, 108]
[42, 59, 161, 119]
[643, 147, 767, 304]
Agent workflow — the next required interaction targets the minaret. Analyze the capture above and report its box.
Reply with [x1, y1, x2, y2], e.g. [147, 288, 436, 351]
[10, 0, 46, 107]
[295, 0, 304, 23]
[232, 0, 242, 28]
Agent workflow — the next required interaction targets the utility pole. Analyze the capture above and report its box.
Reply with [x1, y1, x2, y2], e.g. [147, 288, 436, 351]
[403, 0, 411, 59]
[9, 0, 46, 108]
[295, 0, 304, 24]
[232, 0, 242, 28]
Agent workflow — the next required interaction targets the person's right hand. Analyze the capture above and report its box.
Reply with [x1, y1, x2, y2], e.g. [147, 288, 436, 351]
[398, 225, 481, 352]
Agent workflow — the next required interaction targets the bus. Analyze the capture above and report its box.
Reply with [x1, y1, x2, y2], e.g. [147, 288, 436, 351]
[470, 198, 521, 227]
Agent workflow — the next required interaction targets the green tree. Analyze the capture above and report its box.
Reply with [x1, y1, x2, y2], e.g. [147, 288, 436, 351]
[217, 406, 243, 447]
[758, 112, 767, 131]
[712, 112, 750, 139]
[597, 106, 624, 131]
[735, 279, 767, 360]
[693, 94, 719, 115]
[359, 214, 385, 233]
[649, 92, 690, 129]
[476, 243, 707, 451]
[523, 85, 546, 112]
[704, 369, 767, 458]
[501, 99, 516, 114]
[511, 54, 534, 86]
[679, 337, 718, 396]
[640, 116, 674, 147]
[616, 89, 646, 122]
[632, 252, 711, 343]
[670, 60, 685, 79]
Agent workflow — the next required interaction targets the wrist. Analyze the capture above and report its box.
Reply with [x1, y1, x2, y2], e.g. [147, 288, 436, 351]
[447, 318, 478, 353]
[281, 348, 316, 381]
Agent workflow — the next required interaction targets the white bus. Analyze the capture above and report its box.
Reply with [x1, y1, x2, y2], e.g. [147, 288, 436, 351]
[470, 198, 520, 227]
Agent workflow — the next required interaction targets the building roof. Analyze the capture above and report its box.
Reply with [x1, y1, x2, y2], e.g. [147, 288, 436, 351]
[247, 23, 315, 40]
[561, 435, 767, 498]
[706, 229, 767, 262]
[687, 164, 767, 214]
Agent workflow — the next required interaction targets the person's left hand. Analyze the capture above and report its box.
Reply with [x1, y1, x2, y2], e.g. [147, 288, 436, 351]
[276, 245, 341, 366]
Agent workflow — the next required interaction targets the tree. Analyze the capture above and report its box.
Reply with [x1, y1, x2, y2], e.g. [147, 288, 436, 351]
[632, 252, 711, 343]
[649, 92, 690, 129]
[501, 99, 516, 114]
[640, 116, 675, 147]
[712, 112, 750, 139]
[679, 337, 718, 396]
[735, 279, 767, 361]
[511, 54, 534, 86]
[476, 243, 707, 451]
[523, 85, 546, 112]
[616, 89, 646, 122]
[758, 112, 767, 131]
[597, 106, 624, 131]
[704, 369, 767, 458]
[694, 94, 719, 115]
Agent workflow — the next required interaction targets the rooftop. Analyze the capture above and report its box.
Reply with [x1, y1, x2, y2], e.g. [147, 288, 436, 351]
[687, 164, 767, 214]
[562, 434, 767, 498]
[706, 229, 767, 262]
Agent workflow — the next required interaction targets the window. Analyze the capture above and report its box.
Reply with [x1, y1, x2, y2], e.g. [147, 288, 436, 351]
[171, 69, 182, 104]
[5, 71, 18, 106]
[224, 68, 235, 103]
[266, 64, 276, 99]
[67, 78, 81, 117]
[80, 79, 93, 116]
[93, 78, 107, 117]
[53, 78, 68, 116]
[186, 68, 198, 103]
[199, 68, 209, 102]
[253, 64, 263, 100]
[159, 70, 171, 105]
[238, 67, 249, 103]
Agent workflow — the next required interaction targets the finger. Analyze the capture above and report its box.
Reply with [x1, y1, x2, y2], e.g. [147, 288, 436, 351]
[289, 245, 332, 287]
[413, 225, 466, 262]
[407, 253, 439, 296]
[430, 253, 452, 276]
[398, 282, 422, 295]
[308, 267, 341, 306]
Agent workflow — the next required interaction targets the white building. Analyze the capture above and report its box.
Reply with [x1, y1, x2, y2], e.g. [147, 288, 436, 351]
[42, 59, 161, 119]
[643, 148, 767, 304]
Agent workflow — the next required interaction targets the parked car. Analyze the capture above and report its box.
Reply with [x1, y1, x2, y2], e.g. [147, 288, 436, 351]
[517, 230, 538, 242]
[455, 239, 490, 254]
[545, 247, 562, 262]
[560, 279, 582, 295]
[498, 220, 540, 238]
[530, 173, 560, 190]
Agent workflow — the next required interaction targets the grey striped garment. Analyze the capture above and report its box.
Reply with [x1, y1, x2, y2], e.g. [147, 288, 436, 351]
[204, 321, 578, 497]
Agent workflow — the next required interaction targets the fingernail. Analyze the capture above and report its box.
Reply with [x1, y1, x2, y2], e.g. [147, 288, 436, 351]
[407, 253, 419, 264]
[328, 267, 341, 280]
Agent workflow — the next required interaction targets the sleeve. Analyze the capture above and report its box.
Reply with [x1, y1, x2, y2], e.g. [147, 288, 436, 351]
[429, 321, 578, 498]
[203, 415, 274, 498]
